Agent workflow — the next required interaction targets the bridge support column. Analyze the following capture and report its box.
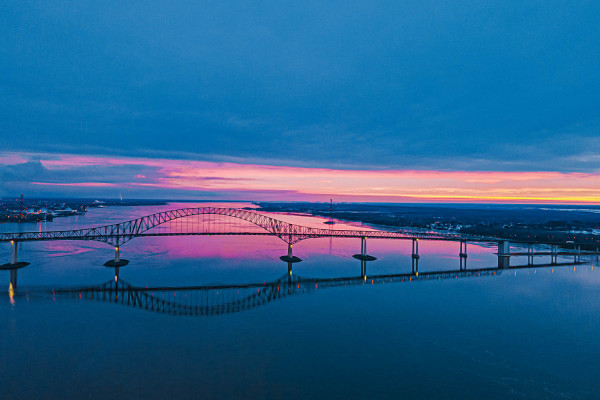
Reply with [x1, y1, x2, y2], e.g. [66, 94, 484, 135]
[11, 240, 18, 265]
[459, 241, 467, 270]
[412, 239, 420, 275]
[103, 245, 129, 268]
[280, 243, 302, 264]
[352, 237, 377, 275]
[527, 244, 533, 266]
[498, 241, 510, 268]
[10, 241, 17, 289]
[1, 241, 30, 291]
[551, 244, 558, 265]
[575, 244, 581, 263]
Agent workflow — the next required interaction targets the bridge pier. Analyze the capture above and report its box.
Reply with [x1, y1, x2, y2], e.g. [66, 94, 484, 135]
[103, 246, 130, 268]
[352, 237, 376, 279]
[280, 243, 302, 264]
[412, 239, 420, 275]
[1, 241, 30, 291]
[527, 244, 533, 266]
[11, 240, 18, 264]
[551, 244, 558, 265]
[353, 237, 377, 262]
[459, 241, 467, 270]
[498, 241, 510, 268]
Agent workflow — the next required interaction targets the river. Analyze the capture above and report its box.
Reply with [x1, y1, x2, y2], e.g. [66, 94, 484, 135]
[1, 202, 599, 399]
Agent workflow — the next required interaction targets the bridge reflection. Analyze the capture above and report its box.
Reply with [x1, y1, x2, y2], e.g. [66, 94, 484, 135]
[53, 262, 578, 317]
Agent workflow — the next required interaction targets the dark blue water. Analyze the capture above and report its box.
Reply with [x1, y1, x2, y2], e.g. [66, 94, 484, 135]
[1, 203, 599, 399]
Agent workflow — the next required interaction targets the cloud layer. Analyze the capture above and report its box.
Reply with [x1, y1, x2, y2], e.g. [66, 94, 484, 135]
[1, 1, 599, 173]
[1, 152, 599, 203]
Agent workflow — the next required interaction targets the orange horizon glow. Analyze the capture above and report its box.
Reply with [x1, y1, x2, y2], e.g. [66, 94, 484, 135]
[2, 151, 600, 204]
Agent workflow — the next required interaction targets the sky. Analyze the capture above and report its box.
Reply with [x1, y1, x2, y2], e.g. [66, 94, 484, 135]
[1, 1, 599, 203]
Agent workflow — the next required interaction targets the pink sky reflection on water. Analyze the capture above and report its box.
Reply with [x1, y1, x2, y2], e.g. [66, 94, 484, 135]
[3, 202, 497, 271]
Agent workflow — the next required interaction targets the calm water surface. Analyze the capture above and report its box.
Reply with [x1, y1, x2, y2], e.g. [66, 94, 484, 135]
[1, 203, 599, 399]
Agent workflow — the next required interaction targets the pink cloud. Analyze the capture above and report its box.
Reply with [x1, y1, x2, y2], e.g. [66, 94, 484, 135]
[32, 182, 115, 187]
[5, 151, 600, 204]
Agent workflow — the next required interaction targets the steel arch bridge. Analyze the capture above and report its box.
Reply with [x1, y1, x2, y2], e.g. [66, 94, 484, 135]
[0, 206, 480, 246]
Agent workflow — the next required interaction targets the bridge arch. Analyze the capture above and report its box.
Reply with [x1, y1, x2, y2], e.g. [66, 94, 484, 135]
[0, 207, 473, 246]
[98, 207, 301, 246]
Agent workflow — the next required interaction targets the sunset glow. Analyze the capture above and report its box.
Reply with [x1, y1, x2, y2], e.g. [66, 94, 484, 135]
[4, 152, 599, 204]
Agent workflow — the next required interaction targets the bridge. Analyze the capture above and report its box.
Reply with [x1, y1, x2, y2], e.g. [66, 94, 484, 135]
[47, 262, 579, 317]
[1, 207, 598, 289]
[0, 206, 472, 245]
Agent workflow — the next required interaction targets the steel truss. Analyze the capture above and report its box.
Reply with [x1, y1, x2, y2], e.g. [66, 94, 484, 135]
[0, 207, 476, 246]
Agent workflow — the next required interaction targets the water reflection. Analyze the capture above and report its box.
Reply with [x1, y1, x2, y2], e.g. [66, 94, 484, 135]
[51, 262, 578, 317]
[8, 282, 14, 305]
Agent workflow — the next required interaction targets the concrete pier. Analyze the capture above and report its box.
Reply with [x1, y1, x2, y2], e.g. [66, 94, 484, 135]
[280, 243, 302, 264]
[498, 241, 510, 268]
[459, 241, 467, 259]
[459, 241, 467, 270]
[551, 244, 558, 265]
[104, 246, 130, 268]
[1, 241, 30, 290]
[11, 240, 18, 265]
[352, 237, 377, 261]
[412, 239, 420, 275]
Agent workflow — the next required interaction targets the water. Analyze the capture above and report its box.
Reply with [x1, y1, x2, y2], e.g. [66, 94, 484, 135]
[1, 202, 599, 399]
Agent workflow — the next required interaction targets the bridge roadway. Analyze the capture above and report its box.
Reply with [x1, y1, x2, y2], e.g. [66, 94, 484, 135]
[0, 206, 480, 246]
[53, 262, 578, 317]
